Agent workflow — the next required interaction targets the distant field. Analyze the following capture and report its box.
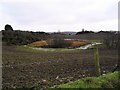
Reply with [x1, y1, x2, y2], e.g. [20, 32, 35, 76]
[2, 45, 118, 89]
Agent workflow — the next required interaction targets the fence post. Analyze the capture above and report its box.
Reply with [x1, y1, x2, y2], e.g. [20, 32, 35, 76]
[94, 45, 101, 76]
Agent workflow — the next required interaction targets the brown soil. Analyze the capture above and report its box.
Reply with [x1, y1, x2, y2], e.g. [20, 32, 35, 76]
[2, 46, 118, 89]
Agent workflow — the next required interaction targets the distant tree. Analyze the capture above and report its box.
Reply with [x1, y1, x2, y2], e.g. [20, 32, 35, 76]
[103, 33, 119, 49]
[82, 28, 84, 32]
[2, 30, 50, 45]
[5, 24, 13, 31]
[76, 30, 94, 35]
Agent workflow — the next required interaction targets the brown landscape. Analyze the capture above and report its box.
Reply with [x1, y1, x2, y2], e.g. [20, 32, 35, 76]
[2, 29, 119, 89]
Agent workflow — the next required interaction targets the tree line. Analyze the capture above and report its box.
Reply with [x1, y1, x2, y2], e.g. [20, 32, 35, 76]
[2, 24, 119, 49]
[2, 24, 50, 45]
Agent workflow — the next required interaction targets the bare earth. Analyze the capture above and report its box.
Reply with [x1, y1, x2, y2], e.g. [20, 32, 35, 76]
[2, 46, 118, 89]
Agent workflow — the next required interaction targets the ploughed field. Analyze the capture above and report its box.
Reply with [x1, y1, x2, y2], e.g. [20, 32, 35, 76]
[2, 46, 118, 89]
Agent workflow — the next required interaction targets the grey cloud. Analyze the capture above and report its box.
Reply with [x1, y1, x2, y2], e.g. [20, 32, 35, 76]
[0, 0, 118, 31]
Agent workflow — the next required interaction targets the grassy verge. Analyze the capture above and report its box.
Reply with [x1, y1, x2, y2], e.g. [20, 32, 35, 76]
[16, 45, 81, 53]
[53, 71, 119, 89]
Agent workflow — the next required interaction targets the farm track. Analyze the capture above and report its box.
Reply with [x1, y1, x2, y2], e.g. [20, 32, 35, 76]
[2, 46, 118, 89]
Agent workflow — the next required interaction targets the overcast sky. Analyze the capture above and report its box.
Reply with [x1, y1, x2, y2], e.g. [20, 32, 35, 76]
[0, 0, 119, 32]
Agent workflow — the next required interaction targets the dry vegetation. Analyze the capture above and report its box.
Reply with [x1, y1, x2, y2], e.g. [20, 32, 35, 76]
[30, 39, 90, 48]
[30, 40, 48, 47]
[71, 40, 90, 47]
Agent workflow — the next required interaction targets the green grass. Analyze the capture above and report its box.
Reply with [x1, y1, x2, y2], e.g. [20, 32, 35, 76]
[17, 45, 81, 53]
[54, 71, 119, 89]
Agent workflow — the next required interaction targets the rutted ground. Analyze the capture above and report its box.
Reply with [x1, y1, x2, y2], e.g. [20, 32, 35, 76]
[2, 46, 118, 89]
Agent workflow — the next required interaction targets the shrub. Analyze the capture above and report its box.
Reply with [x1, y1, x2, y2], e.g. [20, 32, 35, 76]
[103, 33, 119, 49]
[5, 24, 13, 31]
[49, 38, 71, 48]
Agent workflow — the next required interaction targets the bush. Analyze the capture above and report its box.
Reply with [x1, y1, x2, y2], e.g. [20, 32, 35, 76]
[103, 33, 119, 49]
[48, 38, 71, 48]
[5, 24, 13, 31]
